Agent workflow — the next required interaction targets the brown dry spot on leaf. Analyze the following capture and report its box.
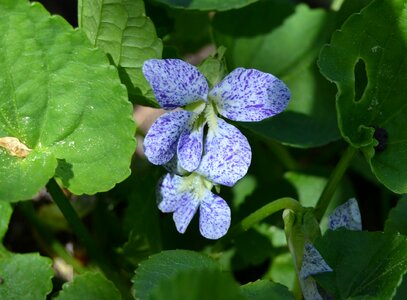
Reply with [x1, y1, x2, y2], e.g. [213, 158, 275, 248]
[0, 137, 32, 157]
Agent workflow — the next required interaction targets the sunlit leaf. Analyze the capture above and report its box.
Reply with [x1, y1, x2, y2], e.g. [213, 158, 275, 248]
[79, 0, 163, 106]
[0, 0, 136, 201]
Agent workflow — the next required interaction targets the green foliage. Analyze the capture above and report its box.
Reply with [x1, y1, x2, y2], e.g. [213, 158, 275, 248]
[0, 253, 54, 300]
[240, 280, 295, 300]
[55, 272, 121, 300]
[151, 0, 259, 11]
[319, 0, 407, 193]
[132, 250, 219, 300]
[385, 195, 407, 235]
[0, 0, 136, 201]
[315, 230, 407, 299]
[150, 269, 245, 300]
[79, 0, 163, 107]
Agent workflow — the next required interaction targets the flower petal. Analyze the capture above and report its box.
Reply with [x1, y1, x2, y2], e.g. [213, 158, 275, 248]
[199, 190, 231, 239]
[209, 68, 290, 121]
[173, 191, 200, 234]
[156, 173, 182, 213]
[144, 110, 191, 165]
[196, 118, 251, 186]
[328, 198, 362, 231]
[299, 243, 332, 280]
[143, 59, 209, 109]
[177, 120, 205, 172]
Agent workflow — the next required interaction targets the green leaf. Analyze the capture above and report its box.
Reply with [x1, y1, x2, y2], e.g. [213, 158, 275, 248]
[0, 253, 53, 300]
[79, 0, 163, 107]
[55, 272, 121, 300]
[132, 250, 219, 300]
[0, 0, 136, 201]
[150, 269, 246, 300]
[0, 202, 12, 243]
[318, 0, 407, 193]
[241, 280, 295, 300]
[385, 195, 407, 235]
[314, 230, 407, 299]
[213, 3, 340, 147]
[152, 0, 259, 11]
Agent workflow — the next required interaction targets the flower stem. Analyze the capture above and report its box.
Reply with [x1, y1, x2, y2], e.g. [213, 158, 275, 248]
[314, 145, 357, 221]
[46, 178, 131, 299]
[213, 197, 303, 252]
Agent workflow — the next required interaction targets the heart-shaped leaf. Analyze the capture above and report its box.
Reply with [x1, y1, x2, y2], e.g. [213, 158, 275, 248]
[0, 0, 136, 202]
[318, 0, 407, 193]
[79, 0, 163, 107]
[241, 280, 295, 300]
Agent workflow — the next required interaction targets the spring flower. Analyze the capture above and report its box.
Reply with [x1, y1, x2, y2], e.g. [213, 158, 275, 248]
[157, 172, 231, 239]
[143, 59, 290, 187]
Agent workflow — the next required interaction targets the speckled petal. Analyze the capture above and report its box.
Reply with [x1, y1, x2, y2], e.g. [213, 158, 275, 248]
[196, 118, 251, 186]
[177, 120, 205, 172]
[328, 198, 362, 231]
[299, 243, 332, 280]
[199, 190, 231, 239]
[143, 59, 209, 109]
[144, 110, 191, 165]
[156, 173, 183, 213]
[209, 68, 290, 122]
[173, 191, 200, 234]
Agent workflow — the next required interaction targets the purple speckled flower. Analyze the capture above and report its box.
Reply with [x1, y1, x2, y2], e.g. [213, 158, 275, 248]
[157, 173, 231, 239]
[143, 59, 291, 186]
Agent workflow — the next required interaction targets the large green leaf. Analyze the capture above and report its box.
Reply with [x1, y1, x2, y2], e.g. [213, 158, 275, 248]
[79, 0, 163, 107]
[385, 195, 407, 235]
[55, 272, 121, 300]
[213, 3, 339, 147]
[0, 202, 12, 245]
[132, 250, 219, 300]
[318, 0, 407, 193]
[314, 230, 407, 299]
[241, 280, 295, 300]
[0, 0, 136, 201]
[150, 269, 245, 300]
[0, 253, 54, 300]
[151, 0, 259, 11]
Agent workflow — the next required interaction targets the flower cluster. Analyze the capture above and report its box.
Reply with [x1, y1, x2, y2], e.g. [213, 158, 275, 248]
[142, 58, 290, 239]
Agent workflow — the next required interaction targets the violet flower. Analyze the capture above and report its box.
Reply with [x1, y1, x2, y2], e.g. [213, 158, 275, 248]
[143, 59, 290, 187]
[157, 172, 231, 239]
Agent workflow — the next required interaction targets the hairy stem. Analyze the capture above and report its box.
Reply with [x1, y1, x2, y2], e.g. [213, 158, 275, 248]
[213, 197, 303, 252]
[314, 145, 357, 221]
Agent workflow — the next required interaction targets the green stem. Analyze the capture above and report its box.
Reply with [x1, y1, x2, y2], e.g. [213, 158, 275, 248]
[18, 202, 86, 273]
[213, 197, 303, 252]
[314, 145, 357, 221]
[46, 178, 131, 299]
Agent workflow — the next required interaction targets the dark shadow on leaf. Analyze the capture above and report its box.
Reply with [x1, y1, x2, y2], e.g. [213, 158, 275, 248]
[54, 159, 74, 189]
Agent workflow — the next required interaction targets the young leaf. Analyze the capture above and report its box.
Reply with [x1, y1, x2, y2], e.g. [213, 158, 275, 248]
[213, 3, 339, 148]
[78, 0, 163, 107]
[0, 253, 53, 300]
[55, 272, 121, 300]
[314, 230, 407, 299]
[132, 250, 219, 300]
[149, 269, 245, 300]
[241, 280, 295, 300]
[0, 0, 136, 201]
[151, 0, 259, 11]
[319, 0, 407, 193]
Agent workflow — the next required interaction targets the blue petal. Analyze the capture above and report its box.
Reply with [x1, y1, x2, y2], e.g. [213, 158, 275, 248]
[156, 173, 182, 213]
[173, 191, 200, 234]
[199, 190, 231, 239]
[144, 110, 191, 165]
[177, 120, 205, 172]
[328, 198, 362, 231]
[209, 68, 290, 121]
[299, 243, 332, 280]
[143, 59, 209, 109]
[196, 118, 251, 186]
